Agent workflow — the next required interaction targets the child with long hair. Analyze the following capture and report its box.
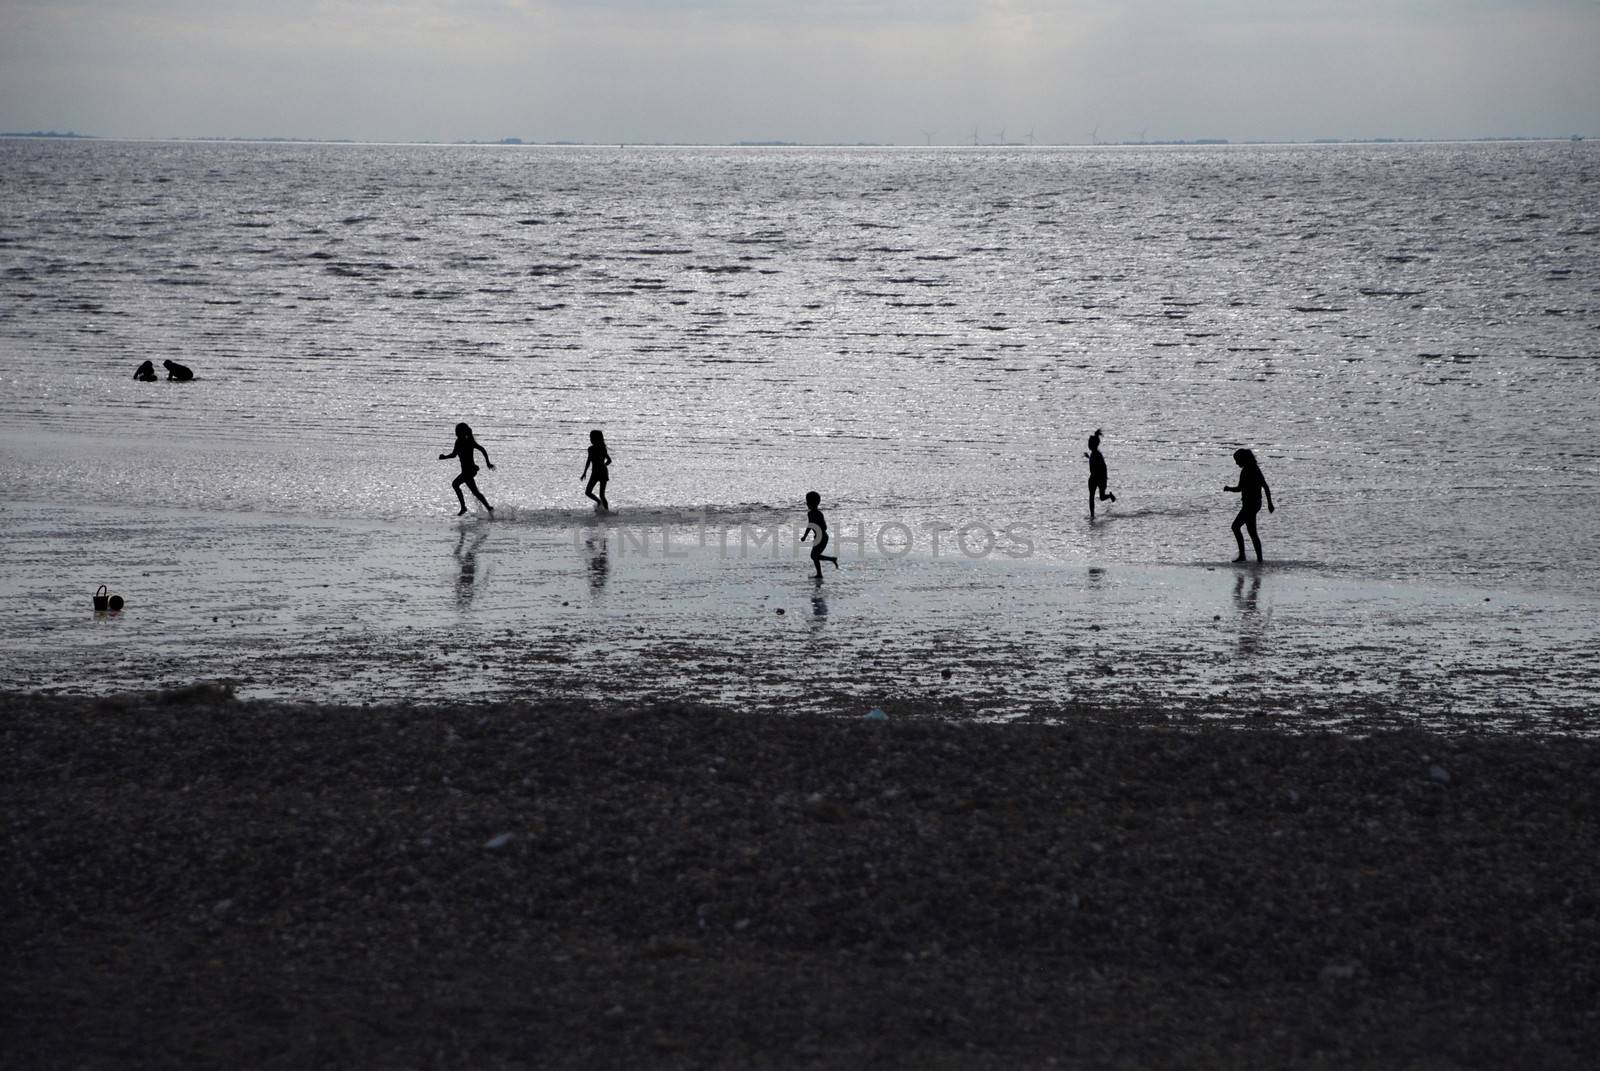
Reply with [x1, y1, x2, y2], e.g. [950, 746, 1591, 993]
[440, 422, 494, 516]
[581, 429, 611, 511]
[1223, 448, 1274, 561]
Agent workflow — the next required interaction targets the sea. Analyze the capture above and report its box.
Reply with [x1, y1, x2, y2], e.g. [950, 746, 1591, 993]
[2, 138, 1597, 727]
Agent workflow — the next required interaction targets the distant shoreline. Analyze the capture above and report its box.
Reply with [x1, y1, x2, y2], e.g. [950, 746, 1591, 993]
[3, 132, 1588, 148]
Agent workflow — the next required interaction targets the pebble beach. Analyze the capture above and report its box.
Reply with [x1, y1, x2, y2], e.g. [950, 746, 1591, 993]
[4, 684, 1598, 1068]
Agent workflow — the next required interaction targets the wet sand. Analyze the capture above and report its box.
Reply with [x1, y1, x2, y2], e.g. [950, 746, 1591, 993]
[3, 501, 1596, 733]
[4, 685, 1598, 1068]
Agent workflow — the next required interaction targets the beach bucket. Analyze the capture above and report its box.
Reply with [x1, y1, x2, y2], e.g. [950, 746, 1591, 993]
[93, 585, 109, 611]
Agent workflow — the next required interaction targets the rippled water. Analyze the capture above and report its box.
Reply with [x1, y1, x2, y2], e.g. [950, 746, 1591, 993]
[2, 138, 1598, 596]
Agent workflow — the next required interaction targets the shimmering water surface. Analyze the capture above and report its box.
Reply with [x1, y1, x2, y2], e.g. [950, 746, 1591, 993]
[2, 139, 1597, 721]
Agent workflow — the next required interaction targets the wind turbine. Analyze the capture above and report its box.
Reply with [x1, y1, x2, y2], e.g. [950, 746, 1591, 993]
[971, 126, 981, 146]
[1025, 128, 1036, 146]
[994, 126, 1007, 145]
[1090, 126, 1100, 146]
[922, 129, 937, 145]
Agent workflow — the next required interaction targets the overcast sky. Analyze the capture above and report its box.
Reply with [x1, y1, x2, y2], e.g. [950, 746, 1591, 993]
[2, 1, 1596, 143]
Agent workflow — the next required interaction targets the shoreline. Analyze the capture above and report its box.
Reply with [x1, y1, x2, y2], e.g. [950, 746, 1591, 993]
[4, 686, 1598, 1067]
[4, 501, 1597, 734]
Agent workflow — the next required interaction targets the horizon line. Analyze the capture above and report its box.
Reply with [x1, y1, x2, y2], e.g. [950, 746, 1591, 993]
[1, 131, 1590, 149]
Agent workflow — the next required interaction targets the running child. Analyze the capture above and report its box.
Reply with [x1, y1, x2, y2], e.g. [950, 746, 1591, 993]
[801, 490, 840, 579]
[1086, 428, 1117, 518]
[440, 422, 494, 516]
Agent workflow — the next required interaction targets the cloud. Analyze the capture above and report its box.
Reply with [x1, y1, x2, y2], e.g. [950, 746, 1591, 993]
[1, 1, 1596, 141]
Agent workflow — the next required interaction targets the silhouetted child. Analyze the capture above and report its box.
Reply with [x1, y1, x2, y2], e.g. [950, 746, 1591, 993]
[801, 490, 839, 578]
[581, 429, 611, 512]
[163, 359, 193, 382]
[133, 360, 157, 381]
[440, 422, 494, 516]
[1085, 429, 1117, 518]
[1224, 447, 1274, 562]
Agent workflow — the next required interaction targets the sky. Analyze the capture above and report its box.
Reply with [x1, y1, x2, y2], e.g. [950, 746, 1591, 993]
[2, 1, 1597, 143]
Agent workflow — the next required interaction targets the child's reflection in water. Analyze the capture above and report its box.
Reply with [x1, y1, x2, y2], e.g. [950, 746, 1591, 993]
[586, 531, 610, 597]
[1233, 571, 1263, 657]
[455, 528, 488, 608]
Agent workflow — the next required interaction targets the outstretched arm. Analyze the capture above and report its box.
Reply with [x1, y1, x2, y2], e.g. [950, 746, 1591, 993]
[474, 442, 494, 469]
[440, 443, 459, 461]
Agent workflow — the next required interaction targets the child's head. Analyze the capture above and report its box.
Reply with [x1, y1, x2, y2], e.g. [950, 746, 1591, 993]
[1088, 428, 1102, 450]
[455, 422, 471, 439]
[590, 429, 604, 444]
[1233, 447, 1255, 467]
[805, 490, 821, 509]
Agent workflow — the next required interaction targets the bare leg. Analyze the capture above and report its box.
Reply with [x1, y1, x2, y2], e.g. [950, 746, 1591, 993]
[452, 474, 469, 515]
[815, 535, 837, 570]
[1246, 516, 1263, 561]
[1088, 482, 1096, 519]
[1231, 511, 1247, 561]
[460, 476, 491, 513]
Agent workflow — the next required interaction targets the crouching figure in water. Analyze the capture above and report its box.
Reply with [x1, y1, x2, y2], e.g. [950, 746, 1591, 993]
[133, 360, 158, 381]
[440, 422, 494, 516]
[163, 359, 194, 382]
[1224, 447, 1274, 562]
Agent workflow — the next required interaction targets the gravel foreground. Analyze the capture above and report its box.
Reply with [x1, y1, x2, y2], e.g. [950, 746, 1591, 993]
[3, 685, 1597, 1069]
